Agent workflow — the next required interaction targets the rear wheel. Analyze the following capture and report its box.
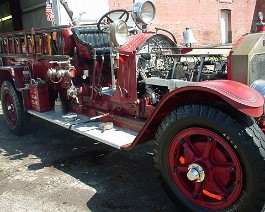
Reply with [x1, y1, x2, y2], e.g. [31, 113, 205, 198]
[1, 81, 30, 135]
[154, 104, 265, 211]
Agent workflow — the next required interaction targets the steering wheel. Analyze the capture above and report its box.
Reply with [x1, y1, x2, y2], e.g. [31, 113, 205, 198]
[97, 9, 129, 32]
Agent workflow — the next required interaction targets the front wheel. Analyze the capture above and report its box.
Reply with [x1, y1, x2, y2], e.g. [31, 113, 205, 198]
[154, 104, 265, 211]
[1, 81, 31, 135]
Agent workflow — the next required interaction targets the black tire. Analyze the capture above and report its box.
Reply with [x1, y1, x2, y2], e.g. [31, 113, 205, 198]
[154, 104, 265, 212]
[1, 81, 31, 135]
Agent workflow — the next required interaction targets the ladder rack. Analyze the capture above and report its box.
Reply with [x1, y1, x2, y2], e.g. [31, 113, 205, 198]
[0, 27, 70, 60]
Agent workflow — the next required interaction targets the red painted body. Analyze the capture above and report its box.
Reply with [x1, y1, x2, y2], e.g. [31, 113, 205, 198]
[123, 79, 264, 149]
[0, 23, 264, 148]
[29, 83, 50, 112]
[257, 25, 265, 32]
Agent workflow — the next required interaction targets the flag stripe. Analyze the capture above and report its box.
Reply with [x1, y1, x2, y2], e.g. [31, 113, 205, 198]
[46, 0, 55, 22]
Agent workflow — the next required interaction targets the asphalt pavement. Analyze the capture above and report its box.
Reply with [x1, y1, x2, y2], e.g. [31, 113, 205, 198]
[0, 101, 184, 212]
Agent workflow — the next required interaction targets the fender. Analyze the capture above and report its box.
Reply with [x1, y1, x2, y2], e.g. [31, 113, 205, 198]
[0, 66, 31, 110]
[119, 32, 177, 54]
[0, 67, 13, 90]
[122, 80, 264, 150]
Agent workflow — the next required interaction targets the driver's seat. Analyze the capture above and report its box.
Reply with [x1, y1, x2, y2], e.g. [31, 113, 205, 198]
[72, 26, 111, 58]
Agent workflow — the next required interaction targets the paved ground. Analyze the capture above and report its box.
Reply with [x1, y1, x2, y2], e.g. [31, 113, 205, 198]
[0, 102, 184, 212]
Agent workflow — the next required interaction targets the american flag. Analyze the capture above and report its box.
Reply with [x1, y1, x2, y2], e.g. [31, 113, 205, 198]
[46, 0, 55, 22]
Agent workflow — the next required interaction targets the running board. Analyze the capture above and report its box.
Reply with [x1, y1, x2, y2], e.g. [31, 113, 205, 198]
[28, 110, 137, 149]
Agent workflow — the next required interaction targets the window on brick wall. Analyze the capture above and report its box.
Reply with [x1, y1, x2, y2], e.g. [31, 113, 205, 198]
[220, 9, 232, 44]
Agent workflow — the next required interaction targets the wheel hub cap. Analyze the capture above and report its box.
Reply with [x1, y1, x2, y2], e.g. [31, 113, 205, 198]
[187, 163, 205, 182]
[7, 104, 14, 111]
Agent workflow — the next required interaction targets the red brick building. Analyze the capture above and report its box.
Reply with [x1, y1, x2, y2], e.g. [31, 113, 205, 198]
[1, 0, 264, 45]
[109, 0, 265, 45]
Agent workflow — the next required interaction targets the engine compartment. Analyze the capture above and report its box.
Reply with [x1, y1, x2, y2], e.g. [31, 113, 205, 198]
[135, 34, 227, 105]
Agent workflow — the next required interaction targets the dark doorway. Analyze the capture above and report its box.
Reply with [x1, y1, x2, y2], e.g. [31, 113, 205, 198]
[0, 1, 13, 32]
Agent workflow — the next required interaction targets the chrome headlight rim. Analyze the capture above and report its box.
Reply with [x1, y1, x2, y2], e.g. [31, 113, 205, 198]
[131, 0, 156, 25]
[109, 19, 128, 47]
[250, 79, 265, 115]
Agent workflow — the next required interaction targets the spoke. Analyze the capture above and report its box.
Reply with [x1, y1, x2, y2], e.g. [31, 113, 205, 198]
[194, 183, 203, 194]
[106, 16, 113, 23]
[6, 99, 11, 107]
[194, 182, 202, 193]
[177, 165, 188, 173]
[182, 138, 198, 163]
[174, 146, 181, 161]
[8, 94, 13, 104]
[119, 12, 126, 19]
[205, 176, 228, 197]
[214, 177, 229, 197]
[213, 163, 233, 174]
[203, 139, 216, 160]
[192, 182, 205, 199]
[183, 142, 195, 163]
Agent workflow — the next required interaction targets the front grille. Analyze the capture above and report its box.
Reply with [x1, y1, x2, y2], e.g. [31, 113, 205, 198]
[250, 53, 265, 85]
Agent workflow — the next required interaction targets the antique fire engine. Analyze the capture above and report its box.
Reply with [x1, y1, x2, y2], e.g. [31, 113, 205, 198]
[0, 1, 264, 211]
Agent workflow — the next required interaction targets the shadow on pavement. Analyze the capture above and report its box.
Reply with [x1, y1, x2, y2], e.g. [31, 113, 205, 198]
[0, 110, 184, 211]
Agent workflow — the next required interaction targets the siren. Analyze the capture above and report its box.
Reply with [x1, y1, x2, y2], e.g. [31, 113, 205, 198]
[182, 26, 196, 47]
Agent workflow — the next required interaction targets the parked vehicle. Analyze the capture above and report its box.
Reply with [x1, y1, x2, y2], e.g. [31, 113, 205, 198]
[0, 1, 264, 211]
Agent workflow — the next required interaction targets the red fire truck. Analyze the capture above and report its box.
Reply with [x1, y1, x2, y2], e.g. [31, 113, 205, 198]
[0, 1, 264, 211]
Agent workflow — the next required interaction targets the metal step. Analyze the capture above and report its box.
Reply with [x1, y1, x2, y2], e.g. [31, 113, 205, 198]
[28, 110, 137, 149]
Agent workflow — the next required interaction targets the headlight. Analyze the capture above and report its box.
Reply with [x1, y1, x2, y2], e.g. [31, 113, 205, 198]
[131, 1, 156, 25]
[109, 20, 128, 47]
[251, 80, 265, 98]
[250, 79, 265, 114]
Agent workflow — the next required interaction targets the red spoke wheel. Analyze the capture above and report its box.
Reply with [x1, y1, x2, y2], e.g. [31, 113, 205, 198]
[168, 128, 242, 209]
[1, 81, 30, 135]
[3, 89, 17, 127]
[154, 104, 265, 211]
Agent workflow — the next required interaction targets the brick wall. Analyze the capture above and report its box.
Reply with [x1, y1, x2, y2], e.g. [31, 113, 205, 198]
[108, 0, 262, 46]
[256, 0, 265, 14]
[109, 0, 133, 11]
